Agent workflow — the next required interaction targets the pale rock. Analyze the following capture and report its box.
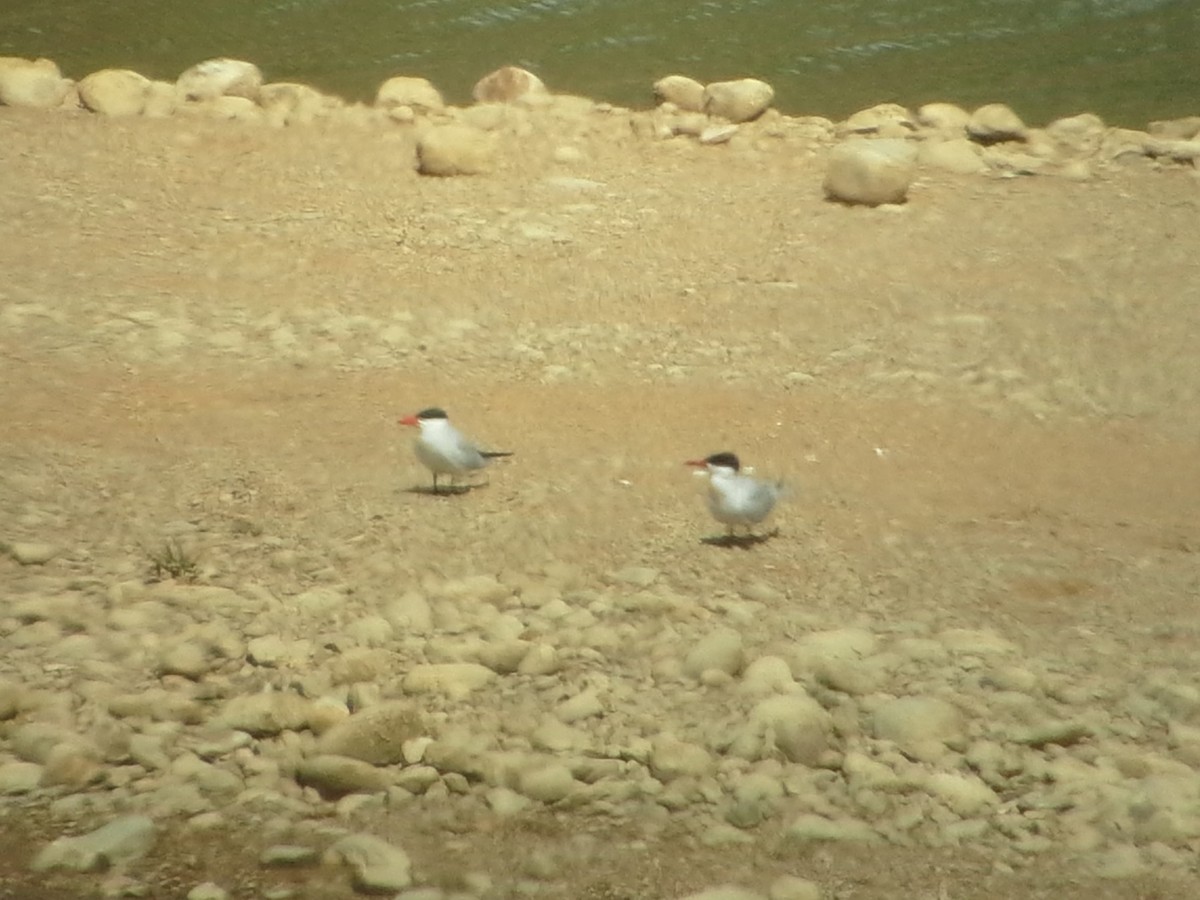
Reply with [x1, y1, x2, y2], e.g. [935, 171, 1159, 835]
[293, 586, 345, 617]
[295, 754, 391, 798]
[649, 735, 715, 782]
[344, 615, 394, 648]
[0, 679, 21, 720]
[485, 785, 532, 816]
[177, 58, 262, 103]
[517, 643, 561, 675]
[967, 103, 1027, 143]
[394, 765, 440, 794]
[747, 694, 832, 765]
[872, 696, 964, 760]
[740, 656, 797, 695]
[924, 772, 1000, 817]
[916, 102, 971, 134]
[329, 648, 392, 685]
[786, 813, 879, 843]
[1045, 112, 1105, 158]
[478, 639, 533, 674]
[703, 78, 774, 123]
[32, 815, 157, 872]
[838, 103, 913, 138]
[5, 541, 58, 565]
[187, 95, 263, 122]
[402, 662, 495, 697]
[1149, 116, 1200, 140]
[12, 722, 77, 763]
[610, 565, 659, 587]
[259, 82, 340, 126]
[129, 733, 171, 771]
[842, 751, 903, 793]
[678, 888, 765, 900]
[216, 692, 311, 736]
[517, 761, 577, 803]
[813, 655, 884, 696]
[77, 69, 151, 116]
[316, 701, 426, 765]
[385, 592, 434, 633]
[325, 833, 412, 892]
[472, 66, 548, 104]
[40, 740, 103, 787]
[555, 689, 604, 723]
[260, 845, 319, 867]
[918, 138, 986, 175]
[375, 76, 445, 113]
[937, 628, 1017, 656]
[823, 138, 917, 206]
[0, 760, 43, 794]
[768, 876, 823, 900]
[684, 627, 745, 679]
[187, 883, 228, 900]
[789, 629, 877, 675]
[699, 123, 739, 145]
[726, 772, 785, 828]
[654, 75, 706, 112]
[531, 718, 585, 752]
[0, 58, 71, 109]
[144, 80, 177, 117]
[417, 124, 495, 176]
[158, 642, 212, 680]
[1167, 721, 1200, 767]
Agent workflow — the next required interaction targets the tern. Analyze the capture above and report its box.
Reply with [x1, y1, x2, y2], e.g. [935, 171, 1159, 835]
[398, 407, 513, 494]
[686, 451, 784, 541]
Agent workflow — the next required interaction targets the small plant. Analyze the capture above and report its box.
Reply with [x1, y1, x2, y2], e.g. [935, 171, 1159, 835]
[147, 538, 200, 582]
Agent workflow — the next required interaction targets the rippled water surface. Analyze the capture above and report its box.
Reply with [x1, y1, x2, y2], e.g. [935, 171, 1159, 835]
[1, 0, 1196, 125]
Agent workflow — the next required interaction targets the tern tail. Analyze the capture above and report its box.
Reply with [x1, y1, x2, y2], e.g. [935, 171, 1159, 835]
[481, 450, 514, 459]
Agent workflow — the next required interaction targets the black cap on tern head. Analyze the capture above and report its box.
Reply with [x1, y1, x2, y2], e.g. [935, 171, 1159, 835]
[705, 452, 741, 471]
[417, 407, 448, 420]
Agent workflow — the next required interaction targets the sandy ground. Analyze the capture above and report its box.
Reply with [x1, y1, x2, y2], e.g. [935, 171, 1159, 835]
[1, 105, 1199, 899]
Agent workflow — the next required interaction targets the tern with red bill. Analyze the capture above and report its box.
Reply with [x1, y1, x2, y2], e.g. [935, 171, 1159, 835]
[685, 451, 784, 540]
[398, 407, 512, 494]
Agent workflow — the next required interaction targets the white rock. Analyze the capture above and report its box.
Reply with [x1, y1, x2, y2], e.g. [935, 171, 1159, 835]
[924, 772, 1000, 817]
[823, 139, 918, 206]
[316, 701, 426, 765]
[678, 888, 765, 900]
[517, 762, 577, 803]
[215, 693, 311, 736]
[768, 876, 823, 900]
[375, 76, 444, 112]
[0, 58, 71, 109]
[916, 102, 971, 134]
[325, 834, 412, 892]
[5, 541, 58, 565]
[654, 75, 706, 112]
[0, 760, 43, 794]
[967, 103, 1027, 143]
[684, 627, 745, 678]
[703, 78, 774, 123]
[472, 66, 547, 104]
[649, 735, 715, 782]
[32, 815, 157, 872]
[176, 58, 262, 103]
[402, 662, 496, 697]
[872, 696, 964, 760]
[747, 693, 832, 765]
[187, 883, 228, 900]
[555, 689, 604, 722]
[417, 125, 495, 177]
[77, 68, 151, 116]
[918, 138, 986, 175]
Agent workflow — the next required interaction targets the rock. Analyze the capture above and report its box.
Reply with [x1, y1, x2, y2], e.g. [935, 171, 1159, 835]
[872, 696, 964, 760]
[768, 876, 823, 900]
[32, 815, 157, 872]
[916, 102, 971, 135]
[967, 103, 1027, 143]
[4, 541, 58, 565]
[555, 688, 604, 722]
[478, 639, 533, 675]
[77, 69, 151, 116]
[726, 773, 785, 828]
[416, 125, 495, 177]
[649, 735, 715, 782]
[316, 701, 426, 765]
[699, 124, 739, 146]
[838, 103, 913, 138]
[176, 58, 262, 103]
[376, 76, 444, 113]
[259, 82, 340, 126]
[734, 694, 832, 765]
[678, 888, 765, 900]
[472, 66, 547, 104]
[215, 692, 311, 736]
[1045, 112, 1105, 158]
[517, 761, 577, 803]
[158, 642, 212, 680]
[0, 57, 72, 109]
[1149, 116, 1200, 141]
[295, 754, 392, 798]
[402, 662, 496, 696]
[325, 834, 412, 893]
[786, 814, 879, 843]
[789, 629, 877, 673]
[0, 761, 43, 794]
[924, 772, 1000, 817]
[823, 139, 918, 206]
[1010, 720, 1092, 748]
[654, 75, 706, 112]
[684, 627, 745, 678]
[918, 138, 986, 175]
[703, 78, 774, 124]
[187, 884, 228, 900]
[740, 656, 797, 695]
[260, 845, 319, 867]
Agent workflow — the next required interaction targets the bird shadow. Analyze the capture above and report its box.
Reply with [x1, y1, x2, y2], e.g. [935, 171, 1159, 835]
[700, 528, 780, 549]
[403, 484, 476, 497]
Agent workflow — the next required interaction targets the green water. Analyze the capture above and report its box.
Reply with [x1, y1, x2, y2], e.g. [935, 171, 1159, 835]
[1, 0, 1196, 127]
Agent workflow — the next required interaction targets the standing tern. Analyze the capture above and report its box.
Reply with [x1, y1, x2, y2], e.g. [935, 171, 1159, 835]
[686, 451, 784, 541]
[398, 407, 513, 494]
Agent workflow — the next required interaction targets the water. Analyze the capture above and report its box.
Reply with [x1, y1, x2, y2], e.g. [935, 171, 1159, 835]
[1, 0, 1196, 127]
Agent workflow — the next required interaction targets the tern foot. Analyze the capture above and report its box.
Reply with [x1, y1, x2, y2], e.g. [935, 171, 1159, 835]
[701, 528, 779, 549]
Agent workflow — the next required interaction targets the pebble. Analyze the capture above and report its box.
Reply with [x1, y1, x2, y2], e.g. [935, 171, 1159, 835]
[32, 815, 157, 872]
[324, 833, 412, 892]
